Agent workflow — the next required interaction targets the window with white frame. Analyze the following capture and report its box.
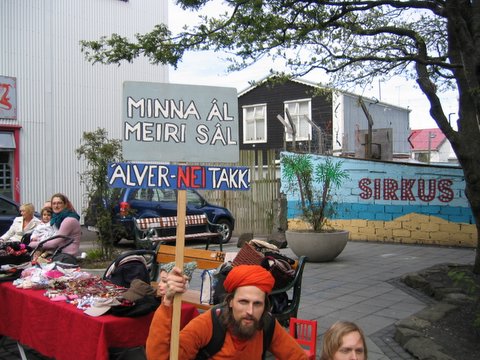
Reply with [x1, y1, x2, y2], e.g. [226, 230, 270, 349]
[284, 99, 312, 141]
[243, 104, 267, 143]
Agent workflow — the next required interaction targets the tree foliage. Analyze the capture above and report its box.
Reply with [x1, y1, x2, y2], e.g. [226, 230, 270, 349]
[81, 0, 480, 273]
[282, 154, 349, 232]
[76, 128, 123, 259]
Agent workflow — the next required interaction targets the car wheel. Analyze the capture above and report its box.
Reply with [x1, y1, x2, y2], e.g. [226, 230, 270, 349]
[214, 219, 232, 244]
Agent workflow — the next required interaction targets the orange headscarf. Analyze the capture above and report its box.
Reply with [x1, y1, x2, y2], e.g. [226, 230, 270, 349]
[223, 265, 275, 294]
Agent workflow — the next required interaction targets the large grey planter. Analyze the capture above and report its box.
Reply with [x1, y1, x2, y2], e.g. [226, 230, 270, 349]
[285, 230, 349, 262]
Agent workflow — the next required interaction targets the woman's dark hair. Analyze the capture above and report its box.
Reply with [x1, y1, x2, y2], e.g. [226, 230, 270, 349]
[50, 193, 76, 211]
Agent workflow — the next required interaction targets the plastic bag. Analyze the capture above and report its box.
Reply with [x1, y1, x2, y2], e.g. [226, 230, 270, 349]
[200, 269, 216, 305]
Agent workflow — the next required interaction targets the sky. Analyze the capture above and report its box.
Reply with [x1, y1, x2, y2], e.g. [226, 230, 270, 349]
[167, 1, 458, 130]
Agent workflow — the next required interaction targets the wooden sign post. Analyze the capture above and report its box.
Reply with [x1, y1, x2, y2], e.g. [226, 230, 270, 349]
[170, 189, 186, 359]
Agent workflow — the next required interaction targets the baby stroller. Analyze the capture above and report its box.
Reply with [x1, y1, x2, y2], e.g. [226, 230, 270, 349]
[29, 234, 78, 266]
[103, 249, 158, 288]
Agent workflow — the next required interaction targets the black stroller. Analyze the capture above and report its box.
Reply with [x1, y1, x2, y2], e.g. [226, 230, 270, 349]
[103, 249, 158, 288]
[0, 234, 76, 282]
[29, 234, 78, 266]
[102, 250, 159, 360]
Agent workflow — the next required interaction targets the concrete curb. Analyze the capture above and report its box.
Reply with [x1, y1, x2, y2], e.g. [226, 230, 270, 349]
[394, 264, 477, 359]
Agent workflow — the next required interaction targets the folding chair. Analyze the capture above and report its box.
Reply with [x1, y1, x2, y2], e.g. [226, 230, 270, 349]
[289, 317, 317, 360]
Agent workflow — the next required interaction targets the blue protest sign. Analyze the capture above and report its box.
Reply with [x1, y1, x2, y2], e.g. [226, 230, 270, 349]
[108, 162, 250, 191]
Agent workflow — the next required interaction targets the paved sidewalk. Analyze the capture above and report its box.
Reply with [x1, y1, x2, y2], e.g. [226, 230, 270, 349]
[291, 241, 474, 359]
[0, 234, 475, 359]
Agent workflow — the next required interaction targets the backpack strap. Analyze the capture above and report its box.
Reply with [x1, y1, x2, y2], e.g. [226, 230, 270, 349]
[196, 305, 225, 360]
[195, 305, 275, 360]
[262, 313, 275, 359]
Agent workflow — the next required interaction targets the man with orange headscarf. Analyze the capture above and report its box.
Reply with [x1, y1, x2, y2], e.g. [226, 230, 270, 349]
[146, 264, 307, 359]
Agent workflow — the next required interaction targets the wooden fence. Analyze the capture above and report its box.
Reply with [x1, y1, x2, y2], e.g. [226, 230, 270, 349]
[202, 150, 280, 237]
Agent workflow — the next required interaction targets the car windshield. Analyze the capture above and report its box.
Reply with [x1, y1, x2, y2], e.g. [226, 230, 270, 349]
[0, 197, 18, 215]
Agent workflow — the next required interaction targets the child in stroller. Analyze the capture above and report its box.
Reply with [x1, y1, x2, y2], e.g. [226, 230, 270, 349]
[28, 206, 55, 245]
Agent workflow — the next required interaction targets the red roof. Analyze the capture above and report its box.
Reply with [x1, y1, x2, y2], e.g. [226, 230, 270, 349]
[409, 128, 446, 151]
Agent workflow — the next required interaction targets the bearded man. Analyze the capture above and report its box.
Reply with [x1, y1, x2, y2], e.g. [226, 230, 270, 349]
[146, 264, 307, 359]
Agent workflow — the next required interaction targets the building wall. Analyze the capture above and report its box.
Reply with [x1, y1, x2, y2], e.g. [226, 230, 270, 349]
[437, 140, 454, 163]
[283, 153, 476, 247]
[0, 0, 168, 215]
[333, 93, 411, 156]
[238, 80, 411, 162]
[411, 140, 458, 164]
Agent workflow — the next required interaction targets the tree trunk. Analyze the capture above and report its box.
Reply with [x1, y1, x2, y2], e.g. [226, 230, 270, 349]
[415, 29, 480, 273]
[462, 166, 480, 274]
[474, 226, 480, 274]
[439, 130, 480, 274]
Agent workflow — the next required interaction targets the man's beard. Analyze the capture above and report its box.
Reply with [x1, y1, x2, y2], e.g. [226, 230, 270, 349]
[229, 314, 261, 340]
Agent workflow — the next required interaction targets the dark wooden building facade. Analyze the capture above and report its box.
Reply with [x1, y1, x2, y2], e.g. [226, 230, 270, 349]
[238, 79, 334, 156]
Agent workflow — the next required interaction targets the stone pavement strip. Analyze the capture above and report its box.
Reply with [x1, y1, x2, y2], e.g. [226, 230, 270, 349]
[0, 238, 475, 360]
[292, 241, 473, 360]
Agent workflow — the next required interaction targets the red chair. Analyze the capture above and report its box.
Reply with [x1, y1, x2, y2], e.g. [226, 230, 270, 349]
[289, 317, 318, 360]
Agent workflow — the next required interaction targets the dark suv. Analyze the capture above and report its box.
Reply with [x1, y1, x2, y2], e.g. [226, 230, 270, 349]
[96, 188, 235, 245]
[0, 195, 21, 235]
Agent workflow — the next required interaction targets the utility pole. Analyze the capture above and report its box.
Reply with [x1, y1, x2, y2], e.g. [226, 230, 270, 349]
[358, 97, 374, 159]
[427, 131, 436, 164]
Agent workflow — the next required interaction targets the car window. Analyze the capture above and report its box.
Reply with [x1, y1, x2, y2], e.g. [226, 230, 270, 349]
[128, 189, 202, 205]
[0, 198, 18, 215]
[157, 189, 176, 202]
[130, 189, 153, 201]
[186, 190, 203, 206]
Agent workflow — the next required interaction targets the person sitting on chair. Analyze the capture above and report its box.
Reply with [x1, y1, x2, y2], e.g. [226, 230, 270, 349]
[152, 262, 200, 330]
[146, 264, 307, 359]
[320, 321, 367, 360]
[0, 203, 41, 244]
[28, 193, 81, 256]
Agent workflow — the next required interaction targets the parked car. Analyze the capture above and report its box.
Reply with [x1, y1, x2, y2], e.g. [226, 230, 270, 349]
[0, 195, 21, 236]
[87, 188, 235, 245]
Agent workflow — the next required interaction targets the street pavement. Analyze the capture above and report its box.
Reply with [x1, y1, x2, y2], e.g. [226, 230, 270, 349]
[0, 228, 475, 359]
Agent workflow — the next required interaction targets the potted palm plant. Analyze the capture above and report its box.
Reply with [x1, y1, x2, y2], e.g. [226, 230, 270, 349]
[281, 152, 350, 262]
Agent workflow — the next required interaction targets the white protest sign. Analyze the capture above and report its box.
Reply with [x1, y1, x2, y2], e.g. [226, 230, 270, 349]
[123, 81, 239, 163]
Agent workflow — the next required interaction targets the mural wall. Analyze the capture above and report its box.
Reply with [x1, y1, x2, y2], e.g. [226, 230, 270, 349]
[282, 152, 476, 247]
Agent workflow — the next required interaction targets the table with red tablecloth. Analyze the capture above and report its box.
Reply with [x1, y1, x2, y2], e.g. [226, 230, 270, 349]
[0, 282, 199, 360]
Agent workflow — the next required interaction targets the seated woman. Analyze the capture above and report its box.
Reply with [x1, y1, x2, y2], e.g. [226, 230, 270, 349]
[29, 206, 55, 245]
[29, 193, 81, 256]
[0, 203, 41, 244]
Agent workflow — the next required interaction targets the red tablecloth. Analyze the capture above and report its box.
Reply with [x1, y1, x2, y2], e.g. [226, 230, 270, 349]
[0, 282, 198, 360]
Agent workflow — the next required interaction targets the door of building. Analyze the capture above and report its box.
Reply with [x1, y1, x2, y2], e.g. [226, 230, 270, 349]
[0, 131, 16, 199]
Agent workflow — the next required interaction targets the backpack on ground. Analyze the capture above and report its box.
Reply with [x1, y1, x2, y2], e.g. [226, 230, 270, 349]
[195, 304, 275, 360]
